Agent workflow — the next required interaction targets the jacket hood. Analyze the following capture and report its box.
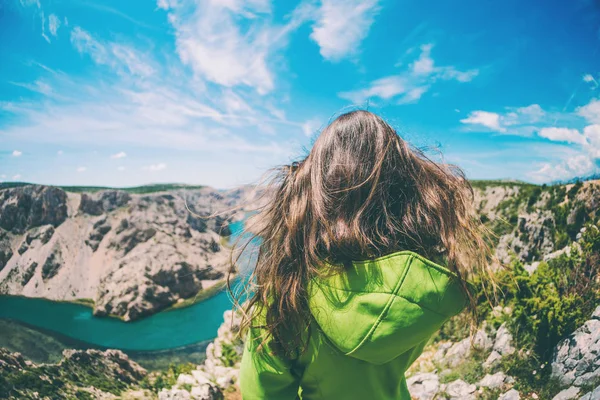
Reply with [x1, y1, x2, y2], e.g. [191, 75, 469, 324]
[308, 251, 467, 365]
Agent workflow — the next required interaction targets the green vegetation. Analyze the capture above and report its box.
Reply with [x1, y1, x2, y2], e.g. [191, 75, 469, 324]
[220, 342, 243, 368]
[0, 355, 135, 399]
[60, 183, 205, 194]
[475, 223, 599, 398]
[470, 180, 538, 190]
[140, 362, 196, 392]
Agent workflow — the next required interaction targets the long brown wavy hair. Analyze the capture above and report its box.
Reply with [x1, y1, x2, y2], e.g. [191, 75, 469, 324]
[233, 110, 493, 358]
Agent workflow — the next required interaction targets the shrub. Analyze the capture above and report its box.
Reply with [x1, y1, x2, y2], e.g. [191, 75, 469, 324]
[140, 362, 196, 392]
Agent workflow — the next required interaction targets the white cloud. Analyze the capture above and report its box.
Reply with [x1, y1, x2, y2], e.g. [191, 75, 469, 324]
[461, 104, 546, 135]
[584, 124, 600, 158]
[529, 155, 595, 183]
[71, 27, 154, 77]
[310, 0, 379, 61]
[514, 104, 545, 123]
[584, 74, 594, 83]
[76, 166, 87, 172]
[10, 80, 52, 96]
[117, 166, 126, 171]
[57, 150, 63, 155]
[538, 127, 586, 145]
[12, 150, 22, 157]
[160, 0, 305, 94]
[460, 111, 504, 132]
[577, 98, 600, 124]
[339, 44, 478, 104]
[12, 174, 22, 180]
[302, 118, 322, 137]
[144, 163, 167, 171]
[111, 151, 127, 159]
[340, 76, 406, 103]
[48, 14, 60, 36]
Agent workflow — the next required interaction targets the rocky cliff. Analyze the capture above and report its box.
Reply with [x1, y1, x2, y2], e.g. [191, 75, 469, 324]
[0, 184, 257, 321]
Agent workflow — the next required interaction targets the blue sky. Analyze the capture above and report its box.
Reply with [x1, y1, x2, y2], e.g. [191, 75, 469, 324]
[1, 0, 600, 188]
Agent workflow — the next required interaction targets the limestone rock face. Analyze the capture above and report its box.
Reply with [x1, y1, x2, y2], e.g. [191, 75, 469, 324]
[552, 306, 600, 387]
[0, 185, 68, 233]
[0, 185, 257, 320]
[79, 191, 132, 216]
[495, 210, 555, 264]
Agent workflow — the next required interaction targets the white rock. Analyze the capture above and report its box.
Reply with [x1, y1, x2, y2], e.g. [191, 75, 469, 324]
[494, 323, 516, 356]
[552, 386, 580, 400]
[483, 350, 502, 368]
[445, 379, 476, 399]
[406, 373, 440, 400]
[190, 384, 221, 400]
[191, 370, 212, 386]
[159, 388, 192, 400]
[177, 374, 197, 386]
[499, 388, 520, 400]
[552, 318, 600, 386]
[478, 372, 508, 389]
[443, 329, 491, 367]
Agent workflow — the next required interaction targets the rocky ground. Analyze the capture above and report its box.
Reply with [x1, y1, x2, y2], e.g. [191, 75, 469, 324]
[0, 347, 148, 399]
[0, 184, 258, 320]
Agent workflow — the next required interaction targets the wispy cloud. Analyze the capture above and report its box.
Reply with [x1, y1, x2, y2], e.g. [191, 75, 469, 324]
[461, 104, 546, 135]
[2, 25, 301, 158]
[144, 163, 167, 171]
[48, 14, 60, 36]
[158, 0, 308, 94]
[339, 44, 478, 104]
[110, 151, 127, 159]
[301, 118, 323, 137]
[71, 27, 154, 77]
[76, 166, 87, 172]
[12, 150, 22, 157]
[310, 0, 380, 62]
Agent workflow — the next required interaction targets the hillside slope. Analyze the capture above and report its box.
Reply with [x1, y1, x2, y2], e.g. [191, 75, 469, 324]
[0, 184, 257, 321]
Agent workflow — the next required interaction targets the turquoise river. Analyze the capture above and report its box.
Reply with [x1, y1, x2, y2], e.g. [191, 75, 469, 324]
[0, 220, 250, 367]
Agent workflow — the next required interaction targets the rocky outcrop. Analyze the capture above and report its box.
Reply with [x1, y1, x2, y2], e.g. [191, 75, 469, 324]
[407, 321, 520, 400]
[0, 348, 147, 399]
[0, 185, 68, 233]
[552, 306, 600, 388]
[160, 310, 243, 400]
[496, 210, 555, 263]
[79, 191, 131, 216]
[86, 218, 112, 251]
[41, 245, 63, 281]
[0, 235, 13, 272]
[21, 262, 37, 286]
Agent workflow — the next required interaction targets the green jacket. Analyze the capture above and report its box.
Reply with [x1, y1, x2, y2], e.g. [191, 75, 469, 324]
[239, 250, 467, 399]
